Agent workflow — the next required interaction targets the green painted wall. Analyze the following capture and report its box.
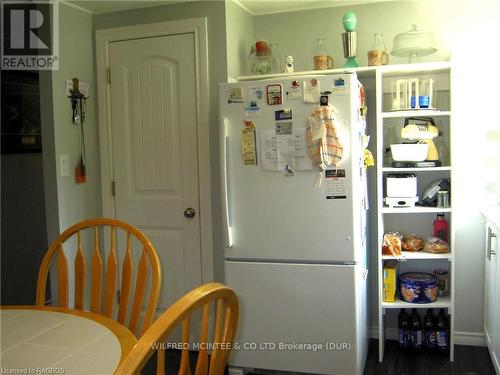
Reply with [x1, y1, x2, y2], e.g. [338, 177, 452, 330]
[253, 1, 450, 71]
[53, 4, 101, 229]
[39, 2, 101, 305]
[225, 0, 254, 79]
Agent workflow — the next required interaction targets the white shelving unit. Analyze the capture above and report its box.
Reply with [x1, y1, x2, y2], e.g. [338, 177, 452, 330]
[375, 62, 454, 362]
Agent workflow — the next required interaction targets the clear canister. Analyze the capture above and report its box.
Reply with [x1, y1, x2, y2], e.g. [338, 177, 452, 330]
[434, 270, 449, 296]
[391, 79, 408, 110]
[437, 190, 450, 208]
[420, 78, 436, 109]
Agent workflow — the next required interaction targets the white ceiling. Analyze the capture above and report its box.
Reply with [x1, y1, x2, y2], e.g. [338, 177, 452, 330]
[65, 1, 183, 15]
[64, 0, 395, 16]
[234, 0, 395, 16]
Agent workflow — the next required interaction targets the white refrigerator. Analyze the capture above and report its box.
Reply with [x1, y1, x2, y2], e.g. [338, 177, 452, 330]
[219, 73, 369, 375]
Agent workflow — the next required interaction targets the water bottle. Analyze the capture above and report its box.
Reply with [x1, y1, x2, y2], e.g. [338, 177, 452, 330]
[409, 308, 423, 351]
[436, 309, 449, 352]
[398, 309, 410, 349]
[423, 308, 437, 351]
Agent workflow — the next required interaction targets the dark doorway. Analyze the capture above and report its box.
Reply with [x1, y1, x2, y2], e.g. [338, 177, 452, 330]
[1, 70, 50, 305]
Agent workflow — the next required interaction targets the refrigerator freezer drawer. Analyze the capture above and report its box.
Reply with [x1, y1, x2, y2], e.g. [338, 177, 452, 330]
[225, 261, 367, 375]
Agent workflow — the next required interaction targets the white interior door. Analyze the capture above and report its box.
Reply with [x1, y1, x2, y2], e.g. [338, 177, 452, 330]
[109, 33, 202, 311]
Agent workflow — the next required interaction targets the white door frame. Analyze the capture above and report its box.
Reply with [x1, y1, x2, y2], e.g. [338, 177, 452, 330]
[95, 17, 213, 283]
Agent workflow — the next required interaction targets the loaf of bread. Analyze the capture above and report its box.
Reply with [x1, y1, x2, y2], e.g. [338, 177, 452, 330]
[424, 236, 449, 253]
[382, 232, 402, 256]
[402, 234, 424, 252]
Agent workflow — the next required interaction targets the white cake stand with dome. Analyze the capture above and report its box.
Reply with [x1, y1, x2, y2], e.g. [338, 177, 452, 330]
[391, 24, 437, 63]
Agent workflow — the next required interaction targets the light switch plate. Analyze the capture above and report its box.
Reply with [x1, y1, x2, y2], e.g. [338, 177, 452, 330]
[59, 155, 69, 177]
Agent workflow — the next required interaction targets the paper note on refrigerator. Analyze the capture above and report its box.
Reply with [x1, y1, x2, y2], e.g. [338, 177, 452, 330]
[260, 128, 312, 171]
[261, 130, 280, 171]
[244, 86, 264, 116]
[241, 121, 257, 165]
[324, 169, 347, 199]
[277, 134, 295, 169]
[294, 128, 313, 170]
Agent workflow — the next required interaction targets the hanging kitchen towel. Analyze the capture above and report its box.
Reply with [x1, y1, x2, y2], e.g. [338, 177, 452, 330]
[305, 104, 343, 186]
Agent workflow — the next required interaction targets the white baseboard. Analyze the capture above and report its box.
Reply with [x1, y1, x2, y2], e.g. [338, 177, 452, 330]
[369, 326, 486, 347]
[454, 331, 486, 347]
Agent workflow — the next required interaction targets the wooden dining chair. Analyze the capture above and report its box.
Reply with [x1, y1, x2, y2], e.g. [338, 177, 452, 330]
[36, 218, 161, 337]
[113, 282, 239, 375]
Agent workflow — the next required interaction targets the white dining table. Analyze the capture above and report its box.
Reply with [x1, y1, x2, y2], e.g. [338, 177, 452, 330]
[0, 306, 137, 375]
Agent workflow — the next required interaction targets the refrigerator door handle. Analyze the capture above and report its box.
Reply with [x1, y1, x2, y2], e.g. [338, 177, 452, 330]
[221, 118, 233, 247]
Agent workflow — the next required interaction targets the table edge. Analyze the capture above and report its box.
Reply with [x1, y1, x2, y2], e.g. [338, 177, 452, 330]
[1, 305, 137, 363]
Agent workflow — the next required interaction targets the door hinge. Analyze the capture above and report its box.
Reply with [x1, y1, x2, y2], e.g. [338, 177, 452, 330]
[106, 67, 111, 84]
[111, 180, 116, 197]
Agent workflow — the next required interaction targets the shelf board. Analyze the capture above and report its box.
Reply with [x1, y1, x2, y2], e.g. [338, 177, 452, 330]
[382, 167, 452, 173]
[381, 295, 451, 309]
[235, 65, 376, 81]
[378, 61, 451, 76]
[381, 110, 451, 118]
[234, 61, 450, 84]
[382, 252, 452, 260]
[382, 206, 452, 213]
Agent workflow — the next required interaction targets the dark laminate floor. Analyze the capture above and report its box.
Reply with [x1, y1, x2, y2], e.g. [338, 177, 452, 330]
[363, 340, 496, 375]
[142, 339, 496, 375]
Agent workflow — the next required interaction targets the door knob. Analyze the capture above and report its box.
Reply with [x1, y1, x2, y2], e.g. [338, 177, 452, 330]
[184, 207, 196, 218]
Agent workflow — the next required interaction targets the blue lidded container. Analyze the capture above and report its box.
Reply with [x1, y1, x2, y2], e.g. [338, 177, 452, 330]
[400, 272, 437, 303]
[419, 95, 430, 108]
[410, 96, 431, 108]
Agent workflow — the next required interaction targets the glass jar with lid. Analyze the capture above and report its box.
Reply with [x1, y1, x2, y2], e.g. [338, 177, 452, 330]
[248, 40, 272, 75]
[371, 33, 387, 52]
[313, 38, 333, 70]
[368, 33, 388, 66]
